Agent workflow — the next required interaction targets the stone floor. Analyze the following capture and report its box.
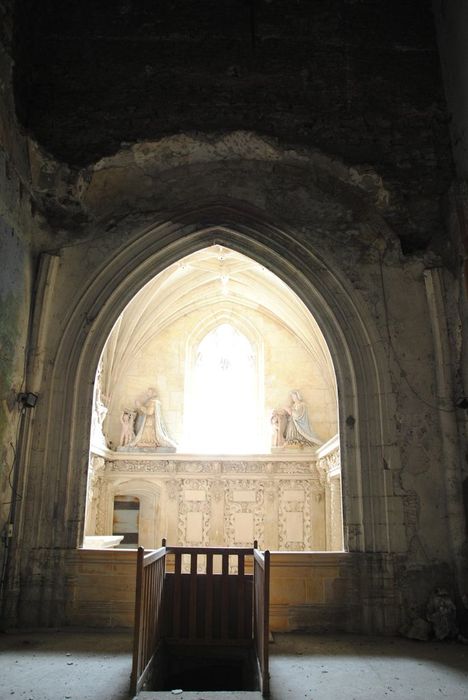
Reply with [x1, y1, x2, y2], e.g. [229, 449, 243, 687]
[0, 629, 467, 700]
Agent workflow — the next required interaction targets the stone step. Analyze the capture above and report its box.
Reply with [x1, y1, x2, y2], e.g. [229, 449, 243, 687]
[138, 692, 263, 699]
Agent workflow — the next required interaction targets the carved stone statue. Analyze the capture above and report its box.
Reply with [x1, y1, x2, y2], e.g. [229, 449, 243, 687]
[271, 408, 288, 447]
[127, 387, 177, 452]
[284, 390, 322, 448]
[426, 588, 458, 640]
[119, 409, 136, 447]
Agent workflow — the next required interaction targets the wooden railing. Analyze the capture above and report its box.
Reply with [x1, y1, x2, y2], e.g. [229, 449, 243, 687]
[130, 544, 166, 695]
[131, 541, 270, 696]
[163, 545, 255, 644]
[254, 547, 270, 696]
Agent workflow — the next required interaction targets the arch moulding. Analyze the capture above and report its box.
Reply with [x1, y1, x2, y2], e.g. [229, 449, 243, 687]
[12, 202, 399, 627]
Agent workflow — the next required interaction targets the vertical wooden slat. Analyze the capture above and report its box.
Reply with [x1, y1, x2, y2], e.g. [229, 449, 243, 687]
[221, 552, 229, 638]
[173, 551, 182, 638]
[237, 553, 245, 638]
[189, 552, 198, 639]
[130, 546, 144, 695]
[262, 550, 270, 696]
[253, 547, 270, 697]
[205, 552, 213, 640]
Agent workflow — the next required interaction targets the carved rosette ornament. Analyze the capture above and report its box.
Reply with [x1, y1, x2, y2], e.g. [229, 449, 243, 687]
[210, 480, 225, 503]
[166, 479, 180, 500]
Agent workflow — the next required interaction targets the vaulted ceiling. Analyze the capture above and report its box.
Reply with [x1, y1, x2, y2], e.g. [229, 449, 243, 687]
[101, 245, 336, 398]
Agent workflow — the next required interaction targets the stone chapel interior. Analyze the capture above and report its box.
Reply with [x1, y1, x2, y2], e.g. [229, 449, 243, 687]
[0, 0, 467, 646]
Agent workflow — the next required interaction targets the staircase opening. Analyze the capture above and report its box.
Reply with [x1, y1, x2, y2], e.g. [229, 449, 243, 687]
[158, 645, 259, 692]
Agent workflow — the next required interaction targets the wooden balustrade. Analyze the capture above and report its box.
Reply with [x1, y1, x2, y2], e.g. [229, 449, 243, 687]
[131, 541, 270, 696]
[163, 546, 255, 644]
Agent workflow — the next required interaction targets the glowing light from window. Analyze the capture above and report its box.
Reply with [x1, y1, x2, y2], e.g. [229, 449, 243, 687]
[183, 324, 258, 453]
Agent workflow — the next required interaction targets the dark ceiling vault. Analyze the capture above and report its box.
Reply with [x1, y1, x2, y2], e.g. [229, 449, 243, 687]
[11, 0, 453, 252]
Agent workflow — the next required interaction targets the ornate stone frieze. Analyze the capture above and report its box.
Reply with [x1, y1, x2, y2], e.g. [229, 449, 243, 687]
[176, 461, 221, 474]
[221, 461, 264, 473]
[317, 446, 341, 481]
[107, 459, 176, 473]
[95, 453, 342, 551]
[106, 457, 322, 476]
[274, 461, 315, 475]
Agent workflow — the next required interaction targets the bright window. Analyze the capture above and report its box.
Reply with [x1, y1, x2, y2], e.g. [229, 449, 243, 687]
[182, 323, 261, 453]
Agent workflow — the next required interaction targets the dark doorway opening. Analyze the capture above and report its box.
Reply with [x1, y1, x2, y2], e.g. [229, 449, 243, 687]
[154, 645, 259, 692]
[112, 495, 139, 548]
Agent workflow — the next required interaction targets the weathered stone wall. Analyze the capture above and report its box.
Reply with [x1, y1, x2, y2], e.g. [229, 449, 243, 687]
[433, 1, 468, 556]
[0, 0, 37, 603]
[13, 0, 453, 253]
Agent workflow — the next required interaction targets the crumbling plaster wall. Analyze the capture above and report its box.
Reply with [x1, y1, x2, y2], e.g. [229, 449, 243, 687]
[13, 0, 453, 253]
[0, 0, 46, 603]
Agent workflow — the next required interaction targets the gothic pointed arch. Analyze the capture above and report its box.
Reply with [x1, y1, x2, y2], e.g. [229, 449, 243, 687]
[23, 201, 396, 567]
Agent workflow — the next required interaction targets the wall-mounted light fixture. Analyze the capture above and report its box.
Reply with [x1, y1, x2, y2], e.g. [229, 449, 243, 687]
[18, 392, 38, 408]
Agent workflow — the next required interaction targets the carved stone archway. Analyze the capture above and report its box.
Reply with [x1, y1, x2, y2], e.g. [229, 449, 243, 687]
[10, 199, 398, 628]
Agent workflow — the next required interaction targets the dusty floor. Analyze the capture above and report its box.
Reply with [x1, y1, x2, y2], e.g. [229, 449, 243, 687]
[0, 630, 467, 700]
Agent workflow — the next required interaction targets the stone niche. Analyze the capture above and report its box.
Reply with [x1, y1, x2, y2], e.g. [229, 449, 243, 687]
[85, 436, 343, 554]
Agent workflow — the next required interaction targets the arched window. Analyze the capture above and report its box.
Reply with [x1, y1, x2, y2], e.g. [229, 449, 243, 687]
[182, 323, 263, 453]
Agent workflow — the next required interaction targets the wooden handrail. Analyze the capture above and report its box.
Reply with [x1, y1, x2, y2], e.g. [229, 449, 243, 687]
[165, 545, 255, 556]
[130, 546, 166, 695]
[254, 547, 270, 696]
[142, 545, 166, 566]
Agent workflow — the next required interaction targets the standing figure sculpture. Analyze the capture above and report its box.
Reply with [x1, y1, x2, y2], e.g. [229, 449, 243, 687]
[119, 409, 136, 447]
[129, 387, 177, 450]
[284, 390, 322, 447]
[271, 408, 288, 447]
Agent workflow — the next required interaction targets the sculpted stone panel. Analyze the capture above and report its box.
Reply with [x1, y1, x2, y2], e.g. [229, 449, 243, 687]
[278, 480, 312, 550]
[178, 479, 212, 548]
[225, 480, 265, 547]
[89, 452, 343, 551]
